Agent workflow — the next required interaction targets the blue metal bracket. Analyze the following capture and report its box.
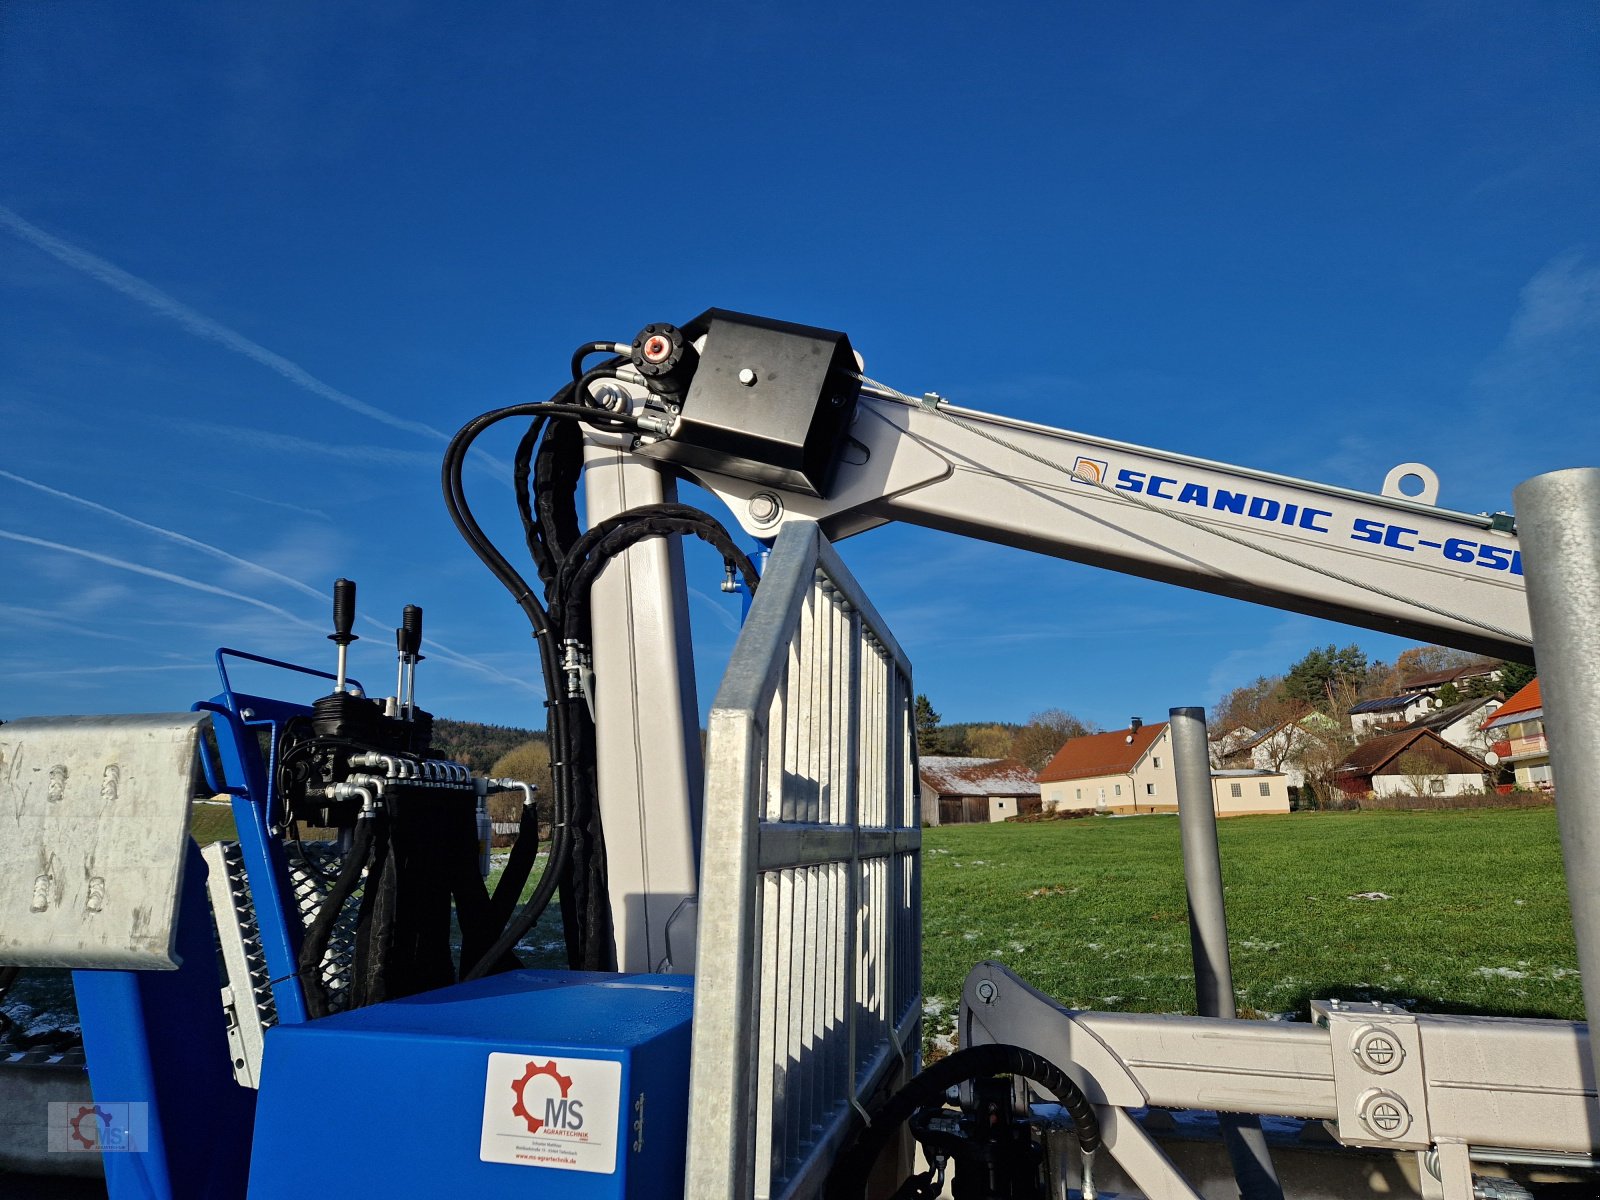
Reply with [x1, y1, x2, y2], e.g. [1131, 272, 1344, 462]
[72, 842, 256, 1199]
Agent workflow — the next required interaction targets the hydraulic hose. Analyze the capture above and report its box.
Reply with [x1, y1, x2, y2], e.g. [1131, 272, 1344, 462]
[445, 375, 756, 979]
[298, 814, 377, 1019]
[570, 344, 628, 383]
[823, 1043, 1101, 1200]
[488, 796, 542, 932]
[443, 396, 638, 982]
[557, 510, 760, 637]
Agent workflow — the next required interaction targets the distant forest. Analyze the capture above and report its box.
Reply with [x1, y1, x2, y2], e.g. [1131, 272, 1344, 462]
[430, 717, 544, 772]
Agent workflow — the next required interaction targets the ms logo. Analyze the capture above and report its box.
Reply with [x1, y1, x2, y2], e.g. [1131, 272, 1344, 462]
[511, 1060, 584, 1133]
[69, 1106, 111, 1150]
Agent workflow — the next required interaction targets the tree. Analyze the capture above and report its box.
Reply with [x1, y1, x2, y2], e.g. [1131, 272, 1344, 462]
[1394, 645, 1483, 682]
[964, 724, 1016, 758]
[1009, 709, 1097, 771]
[1209, 675, 1317, 767]
[1281, 644, 1369, 711]
[1210, 675, 1286, 733]
[488, 740, 553, 823]
[1291, 725, 1358, 807]
[1435, 681, 1461, 708]
[914, 694, 950, 756]
[1494, 659, 1537, 697]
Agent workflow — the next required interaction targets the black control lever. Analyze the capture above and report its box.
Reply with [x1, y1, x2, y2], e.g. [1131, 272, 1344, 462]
[329, 578, 358, 692]
[398, 604, 423, 716]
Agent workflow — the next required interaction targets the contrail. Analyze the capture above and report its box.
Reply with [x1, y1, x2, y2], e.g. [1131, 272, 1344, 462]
[188, 422, 442, 467]
[5, 663, 203, 680]
[220, 489, 331, 521]
[0, 469, 535, 691]
[0, 603, 145, 644]
[0, 466, 333, 605]
[0, 204, 452, 444]
[0, 528, 326, 632]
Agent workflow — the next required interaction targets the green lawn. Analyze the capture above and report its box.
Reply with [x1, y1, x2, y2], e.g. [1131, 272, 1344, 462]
[921, 808, 1579, 1047]
[186, 803, 1580, 1042]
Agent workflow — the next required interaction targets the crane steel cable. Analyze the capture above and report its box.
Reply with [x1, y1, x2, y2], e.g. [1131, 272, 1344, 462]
[855, 374, 1531, 649]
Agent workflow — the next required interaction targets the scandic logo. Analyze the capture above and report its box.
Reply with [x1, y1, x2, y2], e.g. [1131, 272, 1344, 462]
[511, 1060, 582, 1134]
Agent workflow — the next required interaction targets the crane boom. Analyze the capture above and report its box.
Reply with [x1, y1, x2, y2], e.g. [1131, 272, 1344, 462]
[678, 385, 1532, 662]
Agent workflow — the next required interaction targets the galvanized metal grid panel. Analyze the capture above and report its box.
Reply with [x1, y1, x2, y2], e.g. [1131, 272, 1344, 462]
[688, 521, 921, 1200]
[0, 713, 207, 969]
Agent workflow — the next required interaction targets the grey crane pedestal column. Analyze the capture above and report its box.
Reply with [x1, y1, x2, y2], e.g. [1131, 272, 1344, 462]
[1170, 706, 1284, 1200]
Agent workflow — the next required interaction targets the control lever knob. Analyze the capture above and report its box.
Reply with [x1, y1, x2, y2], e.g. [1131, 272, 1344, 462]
[329, 578, 358, 646]
[400, 604, 423, 657]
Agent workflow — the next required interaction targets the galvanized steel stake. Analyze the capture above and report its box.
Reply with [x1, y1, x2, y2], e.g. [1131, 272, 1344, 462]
[1171, 706, 1284, 1200]
[1515, 467, 1600, 1091]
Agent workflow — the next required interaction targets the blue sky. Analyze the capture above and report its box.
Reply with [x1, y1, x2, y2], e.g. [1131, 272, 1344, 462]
[3, 2, 1596, 732]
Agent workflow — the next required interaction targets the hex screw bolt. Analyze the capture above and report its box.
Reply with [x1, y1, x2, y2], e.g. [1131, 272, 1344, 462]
[976, 979, 998, 1005]
[748, 493, 782, 527]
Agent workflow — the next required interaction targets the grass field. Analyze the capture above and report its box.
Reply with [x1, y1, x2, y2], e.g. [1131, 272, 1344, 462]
[179, 802, 1582, 1047]
[921, 807, 1579, 1049]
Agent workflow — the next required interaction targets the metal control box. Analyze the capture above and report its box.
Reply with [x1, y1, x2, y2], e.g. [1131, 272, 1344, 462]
[638, 308, 861, 497]
[249, 970, 693, 1198]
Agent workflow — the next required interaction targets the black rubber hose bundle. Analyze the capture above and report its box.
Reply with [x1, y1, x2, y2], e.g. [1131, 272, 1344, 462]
[443, 395, 634, 982]
[443, 359, 759, 981]
[823, 1043, 1101, 1200]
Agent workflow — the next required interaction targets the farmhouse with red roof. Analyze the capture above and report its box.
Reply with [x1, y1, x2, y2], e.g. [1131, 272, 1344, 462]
[1037, 718, 1172, 814]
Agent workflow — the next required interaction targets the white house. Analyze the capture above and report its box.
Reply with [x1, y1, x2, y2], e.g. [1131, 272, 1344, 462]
[1210, 770, 1292, 816]
[1334, 728, 1488, 799]
[1348, 694, 1436, 739]
[1394, 695, 1503, 757]
[1038, 719, 1174, 814]
[1216, 716, 1335, 789]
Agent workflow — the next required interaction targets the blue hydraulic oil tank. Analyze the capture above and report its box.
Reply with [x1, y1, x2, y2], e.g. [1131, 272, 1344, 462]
[249, 970, 694, 1198]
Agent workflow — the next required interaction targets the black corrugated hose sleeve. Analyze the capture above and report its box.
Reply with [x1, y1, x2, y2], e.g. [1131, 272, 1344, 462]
[298, 816, 376, 1019]
[823, 1043, 1102, 1200]
[560, 514, 760, 637]
[534, 416, 584, 569]
[513, 416, 555, 590]
[551, 503, 760, 609]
